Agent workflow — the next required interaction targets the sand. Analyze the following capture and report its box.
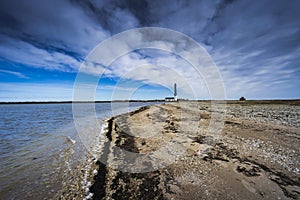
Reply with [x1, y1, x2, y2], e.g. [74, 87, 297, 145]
[88, 101, 300, 200]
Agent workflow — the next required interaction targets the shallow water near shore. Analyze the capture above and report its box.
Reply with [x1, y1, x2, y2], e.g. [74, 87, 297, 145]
[0, 102, 159, 199]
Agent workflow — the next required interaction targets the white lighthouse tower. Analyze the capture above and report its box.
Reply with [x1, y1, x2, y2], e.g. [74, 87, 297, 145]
[174, 83, 177, 101]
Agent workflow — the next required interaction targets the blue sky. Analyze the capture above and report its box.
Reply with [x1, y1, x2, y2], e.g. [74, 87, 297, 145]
[0, 0, 299, 101]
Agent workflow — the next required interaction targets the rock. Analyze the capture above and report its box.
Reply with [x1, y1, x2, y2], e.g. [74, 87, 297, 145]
[236, 165, 261, 177]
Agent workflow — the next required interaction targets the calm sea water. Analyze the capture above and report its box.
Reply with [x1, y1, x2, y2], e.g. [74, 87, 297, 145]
[0, 102, 159, 199]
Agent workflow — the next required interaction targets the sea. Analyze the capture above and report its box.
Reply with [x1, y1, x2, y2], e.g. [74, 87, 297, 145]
[0, 102, 159, 199]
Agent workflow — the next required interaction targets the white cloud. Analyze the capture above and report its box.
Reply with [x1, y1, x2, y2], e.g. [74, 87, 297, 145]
[1, 0, 299, 99]
[0, 69, 29, 79]
[0, 36, 80, 71]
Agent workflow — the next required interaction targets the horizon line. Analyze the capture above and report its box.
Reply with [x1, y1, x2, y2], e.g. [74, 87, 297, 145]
[1, 99, 300, 104]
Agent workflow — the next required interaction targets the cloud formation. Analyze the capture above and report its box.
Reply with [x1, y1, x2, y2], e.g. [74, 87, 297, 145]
[0, 0, 299, 99]
[0, 69, 29, 79]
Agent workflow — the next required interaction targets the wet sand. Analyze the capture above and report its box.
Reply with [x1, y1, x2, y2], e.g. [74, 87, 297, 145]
[87, 101, 300, 199]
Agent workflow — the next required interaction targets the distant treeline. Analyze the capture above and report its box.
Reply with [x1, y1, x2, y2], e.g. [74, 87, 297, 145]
[0, 100, 165, 104]
[0, 99, 299, 105]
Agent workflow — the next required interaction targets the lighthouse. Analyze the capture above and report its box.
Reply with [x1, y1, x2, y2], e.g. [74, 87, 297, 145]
[165, 83, 178, 101]
[174, 83, 177, 101]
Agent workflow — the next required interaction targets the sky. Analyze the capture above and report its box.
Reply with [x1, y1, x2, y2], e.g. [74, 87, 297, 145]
[0, 0, 299, 101]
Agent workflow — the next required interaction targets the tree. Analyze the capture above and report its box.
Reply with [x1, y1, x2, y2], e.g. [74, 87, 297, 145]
[239, 96, 246, 101]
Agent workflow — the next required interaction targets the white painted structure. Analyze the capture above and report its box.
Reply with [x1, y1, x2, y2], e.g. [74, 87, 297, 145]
[165, 83, 178, 102]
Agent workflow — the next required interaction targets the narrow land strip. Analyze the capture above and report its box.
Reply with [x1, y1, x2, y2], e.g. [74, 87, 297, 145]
[90, 102, 300, 199]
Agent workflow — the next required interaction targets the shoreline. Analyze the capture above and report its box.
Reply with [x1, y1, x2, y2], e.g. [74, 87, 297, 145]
[90, 105, 169, 199]
[86, 102, 300, 199]
[89, 117, 113, 199]
[58, 105, 158, 200]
